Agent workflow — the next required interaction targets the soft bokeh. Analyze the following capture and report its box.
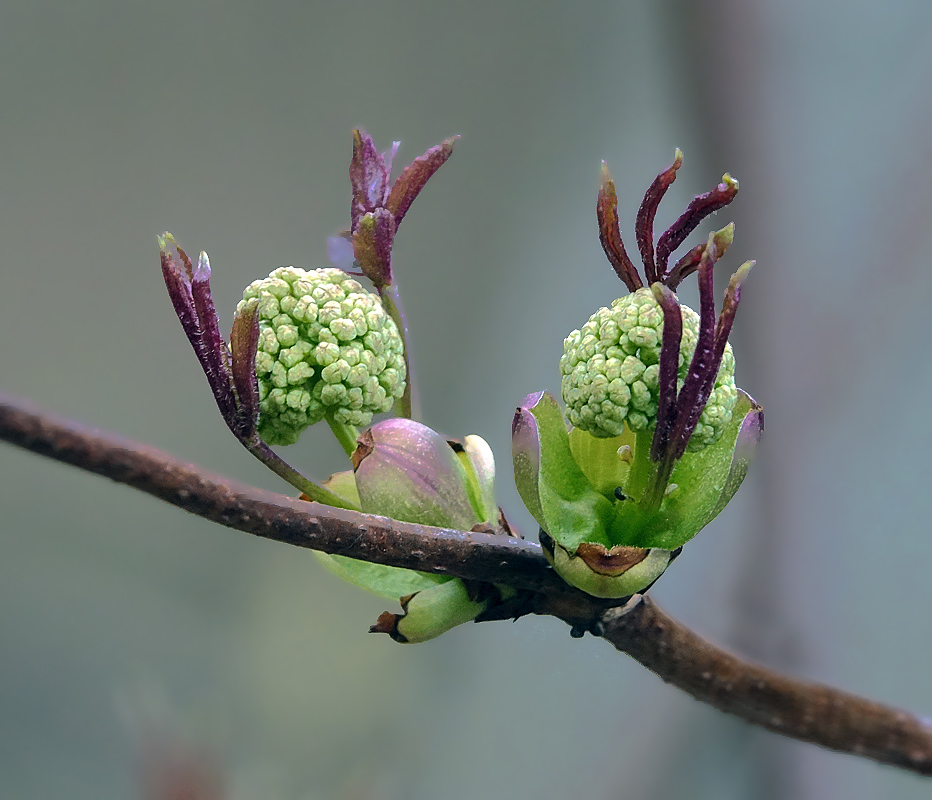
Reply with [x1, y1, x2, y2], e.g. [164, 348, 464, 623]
[2, 2, 932, 798]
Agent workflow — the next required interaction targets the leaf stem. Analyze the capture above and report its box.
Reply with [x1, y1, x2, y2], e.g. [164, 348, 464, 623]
[379, 283, 419, 420]
[326, 416, 360, 460]
[245, 437, 358, 509]
[625, 428, 673, 514]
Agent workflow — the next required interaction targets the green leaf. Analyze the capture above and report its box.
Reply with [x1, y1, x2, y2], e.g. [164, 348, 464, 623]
[512, 392, 614, 551]
[617, 390, 759, 548]
[394, 579, 489, 643]
[313, 551, 450, 600]
[317, 467, 450, 598]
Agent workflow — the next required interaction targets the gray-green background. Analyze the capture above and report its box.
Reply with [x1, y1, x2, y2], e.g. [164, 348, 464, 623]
[3, 2, 932, 798]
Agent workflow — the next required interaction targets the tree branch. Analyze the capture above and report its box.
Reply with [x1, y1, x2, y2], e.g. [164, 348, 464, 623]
[0, 393, 556, 592]
[2, 391, 931, 776]
[598, 597, 932, 775]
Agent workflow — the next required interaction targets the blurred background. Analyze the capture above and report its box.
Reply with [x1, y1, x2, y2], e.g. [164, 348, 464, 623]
[2, 1, 932, 798]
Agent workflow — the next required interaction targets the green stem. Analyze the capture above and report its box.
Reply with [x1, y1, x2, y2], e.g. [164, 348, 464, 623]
[379, 283, 420, 420]
[624, 429, 655, 502]
[245, 437, 359, 510]
[641, 455, 676, 514]
[625, 428, 674, 514]
[326, 415, 360, 459]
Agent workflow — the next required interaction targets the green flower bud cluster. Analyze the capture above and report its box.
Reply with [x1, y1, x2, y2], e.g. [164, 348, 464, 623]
[560, 287, 737, 449]
[238, 267, 406, 445]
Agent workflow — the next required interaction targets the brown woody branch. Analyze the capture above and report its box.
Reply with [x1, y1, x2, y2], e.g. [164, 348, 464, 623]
[599, 598, 932, 775]
[2, 392, 931, 776]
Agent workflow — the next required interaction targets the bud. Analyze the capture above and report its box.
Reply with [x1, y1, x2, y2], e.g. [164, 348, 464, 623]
[349, 130, 457, 287]
[352, 418, 495, 530]
[370, 580, 491, 644]
[312, 419, 508, 642]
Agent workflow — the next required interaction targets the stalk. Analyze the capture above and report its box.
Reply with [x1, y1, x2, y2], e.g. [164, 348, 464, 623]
[246, 438, 359, 510]
[379, 283, 420, 420]
[326, 416, 360, 459]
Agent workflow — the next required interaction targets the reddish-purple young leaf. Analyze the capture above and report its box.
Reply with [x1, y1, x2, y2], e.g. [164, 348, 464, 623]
[713, 260, 754, 359]
[636, 149, 682, 284]
[190, 252, 237, 425]
[667, 223, 735, 289]
[597, 162, 643, 291]
[160, 242, 219, 390]
[666, 242, 706, 290]
[649, 283, 683, 462]
[671, 260, 753, 462]
[160, 246, 200, 346]
[385, 136, 457, 227]
[230, 299, 260, 439]
[174, 241, 196, 281]
[159, 236, 244, 437]
[352, 208, 396, 287]
[667, 239, 719, 460]
[191, 251, 232, 371]
[349, 129, 393, 231]
[655, 174, 738, 276]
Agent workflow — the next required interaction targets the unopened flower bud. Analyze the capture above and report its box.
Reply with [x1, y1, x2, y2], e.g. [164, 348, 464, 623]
[313, 419, 505, 642]
[352, 418, 496, 530]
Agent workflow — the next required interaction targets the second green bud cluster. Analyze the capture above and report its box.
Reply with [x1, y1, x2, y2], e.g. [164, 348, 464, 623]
[561, 287, 738, 449]
[513, 152, 762, 599]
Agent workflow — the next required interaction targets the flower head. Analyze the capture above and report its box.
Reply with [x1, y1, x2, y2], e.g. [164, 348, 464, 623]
[239, 266, 406, 445]
[560, 286, 738, 448]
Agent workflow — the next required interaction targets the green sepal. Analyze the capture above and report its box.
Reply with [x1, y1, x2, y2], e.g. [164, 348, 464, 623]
[545, 538, 674, 599]
[567, 425, 635, 499]
[512, 391, 614, 551]
[319, 468, 362, 508]
[612, 390, 760, 549]
[706, 390, 763, 521]
[393, 579, 489, 644]
[313, 551, 450, 600]
[313, 468, 450, 598]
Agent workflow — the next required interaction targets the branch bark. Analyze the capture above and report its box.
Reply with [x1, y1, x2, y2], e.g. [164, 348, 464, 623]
[599, 598, 932, 775]
[2, 392, 931, 776]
